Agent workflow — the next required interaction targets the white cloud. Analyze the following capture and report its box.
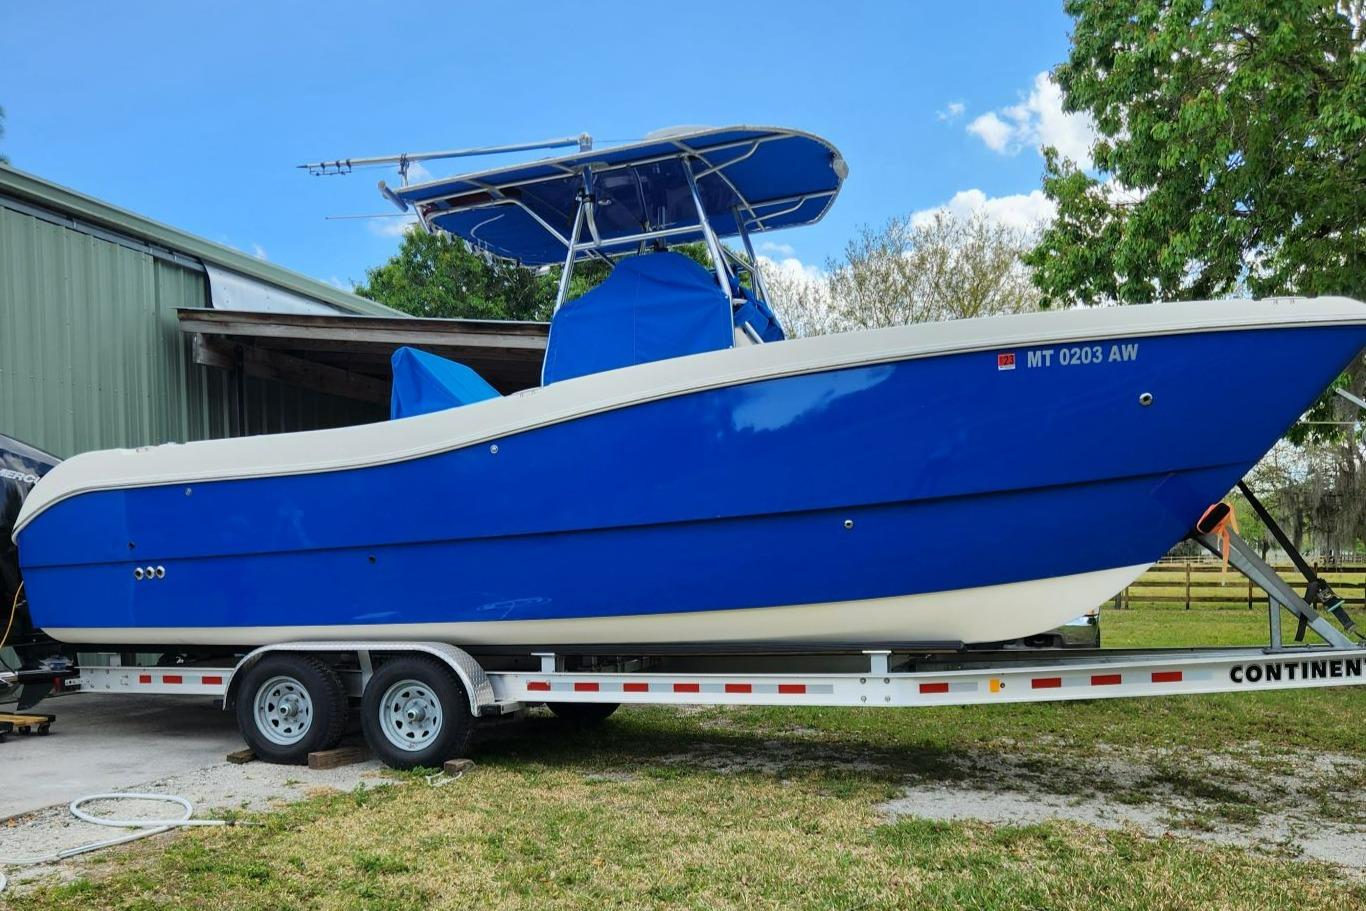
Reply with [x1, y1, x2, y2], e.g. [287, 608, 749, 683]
[758, 254, 825, 285]
[936, 101, 966, 123]
[911, 188, 1057, 234]
[758, 240, 796, 258]
[967, 112, 1012, 152]
[251, 243, 268, 260]
[369, 214, 420, 238]
[327, 275, 354, 291]
[966, 72, 1097, 168]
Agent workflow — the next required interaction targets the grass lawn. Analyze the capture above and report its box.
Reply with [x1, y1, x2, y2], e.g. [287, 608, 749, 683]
[6, 607, 1364, 911]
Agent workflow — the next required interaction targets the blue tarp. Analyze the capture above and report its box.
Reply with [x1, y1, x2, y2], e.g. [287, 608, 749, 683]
[730, 276, 786, 343]
[390, 347, 500, 419]
[542, 253, 734, 384]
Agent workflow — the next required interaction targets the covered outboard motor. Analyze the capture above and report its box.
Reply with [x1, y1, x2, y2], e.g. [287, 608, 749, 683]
[0, 434, 64, 707]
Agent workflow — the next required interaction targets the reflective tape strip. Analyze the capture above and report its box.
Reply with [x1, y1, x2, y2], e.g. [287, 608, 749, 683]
[162, 675, 183, 684]
[1031, 677, 1062, 689]
[1090, 674, 1122, 686]
[202, 676, 224, 686]
[1151, 671, 1182, 683]
[522, 678, 834, 696]
[138, 674, 152, 684]
[919, 681, 979, 695]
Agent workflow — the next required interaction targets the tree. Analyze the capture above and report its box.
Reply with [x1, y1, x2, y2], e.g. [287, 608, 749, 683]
[1027, 1, 1365, 307]
[1246, 434, 1366, 556]
[355, 229, 561, 321]
[765, 211, 1041, 336]
[356, 230, 715, 321]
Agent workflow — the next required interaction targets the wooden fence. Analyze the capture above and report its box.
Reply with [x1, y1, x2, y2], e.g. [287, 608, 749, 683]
[1118, 561, 1366, 609]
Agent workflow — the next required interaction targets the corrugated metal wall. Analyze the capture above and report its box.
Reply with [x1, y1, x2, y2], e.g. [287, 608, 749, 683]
[0, 204, 381, 458]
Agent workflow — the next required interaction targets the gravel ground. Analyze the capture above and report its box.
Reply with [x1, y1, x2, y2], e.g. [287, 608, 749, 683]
[0, 693, 246, 818]
[1, 753, 389, 891]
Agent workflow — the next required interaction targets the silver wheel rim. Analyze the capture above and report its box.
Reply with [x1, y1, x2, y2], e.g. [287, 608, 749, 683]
[378, 679, 443, 752]
[253, 675, 314, 746]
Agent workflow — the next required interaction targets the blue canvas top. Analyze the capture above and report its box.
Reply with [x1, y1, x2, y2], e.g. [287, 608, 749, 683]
[385, 126, 846, 265]
[390, 346, 500, 418]
[542, 252, 735, 384]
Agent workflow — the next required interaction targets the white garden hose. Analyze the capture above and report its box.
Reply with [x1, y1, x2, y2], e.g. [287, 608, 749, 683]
[0, 792, 228, 893]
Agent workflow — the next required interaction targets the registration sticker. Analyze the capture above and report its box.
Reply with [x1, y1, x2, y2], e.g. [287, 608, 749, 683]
[997, 352, 1016, 371]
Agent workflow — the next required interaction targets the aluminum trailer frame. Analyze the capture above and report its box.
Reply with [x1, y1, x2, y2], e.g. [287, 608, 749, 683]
[46, 525, 1366, 768]
[75, 644, 1366, 711]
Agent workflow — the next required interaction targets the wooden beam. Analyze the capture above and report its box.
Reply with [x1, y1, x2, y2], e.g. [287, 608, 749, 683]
[178, 308, 548, 352]
[307, 744, 371, 770]
[192, 335, 390, 405]
[241, 333, 545, 362]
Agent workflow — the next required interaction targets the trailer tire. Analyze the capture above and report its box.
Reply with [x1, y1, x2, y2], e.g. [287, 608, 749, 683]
[547, 701, 620, 725]
[361, 656, 473, 770]
[235, 654, 348, 764]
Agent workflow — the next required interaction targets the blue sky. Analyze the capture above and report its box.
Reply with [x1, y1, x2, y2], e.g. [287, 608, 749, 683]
[1, 1, 1089, 289]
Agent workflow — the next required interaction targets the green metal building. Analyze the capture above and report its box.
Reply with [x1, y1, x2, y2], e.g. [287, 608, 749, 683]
[0, 164, 402, 458]
[0, 166, 549, 677]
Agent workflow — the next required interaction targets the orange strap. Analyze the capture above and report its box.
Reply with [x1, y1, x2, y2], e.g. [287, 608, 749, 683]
[1198, 502, 1240, 570]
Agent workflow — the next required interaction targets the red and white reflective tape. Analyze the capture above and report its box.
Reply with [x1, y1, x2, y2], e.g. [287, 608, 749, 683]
[130, 673, 224, 686]
[915, 667, 1212, 696]
[523, 679, 835, 697]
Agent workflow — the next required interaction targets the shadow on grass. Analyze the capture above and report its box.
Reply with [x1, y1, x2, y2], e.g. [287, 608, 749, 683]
[454, 704, 1338, 824]
[464, 707, 998, 794]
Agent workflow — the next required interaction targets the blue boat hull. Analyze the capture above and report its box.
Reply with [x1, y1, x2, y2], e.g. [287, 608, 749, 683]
[17, 323, 1366, 646]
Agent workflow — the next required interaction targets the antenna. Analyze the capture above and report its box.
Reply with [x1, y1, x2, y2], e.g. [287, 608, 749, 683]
[298, 133, 594, 185]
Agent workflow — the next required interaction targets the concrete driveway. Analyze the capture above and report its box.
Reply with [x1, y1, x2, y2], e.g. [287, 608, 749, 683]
[0, 692, 391, 894]
[0, 693, 245, 819]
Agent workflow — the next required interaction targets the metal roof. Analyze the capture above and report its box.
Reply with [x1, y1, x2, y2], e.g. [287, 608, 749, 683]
[0, 163, 404, 318]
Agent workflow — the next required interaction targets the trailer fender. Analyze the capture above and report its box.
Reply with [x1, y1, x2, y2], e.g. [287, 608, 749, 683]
[227, 641, 497, 717]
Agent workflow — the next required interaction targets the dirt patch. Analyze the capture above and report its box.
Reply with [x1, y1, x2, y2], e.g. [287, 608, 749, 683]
[880, 747, 1366, 872]
[660, 741, 888, 776]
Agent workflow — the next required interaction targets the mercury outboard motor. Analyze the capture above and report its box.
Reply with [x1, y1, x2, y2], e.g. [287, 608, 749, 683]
[1, 434, 67, 708]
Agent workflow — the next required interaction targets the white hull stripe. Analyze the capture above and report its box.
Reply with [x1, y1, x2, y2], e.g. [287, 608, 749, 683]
[43, 563, 1149, 648]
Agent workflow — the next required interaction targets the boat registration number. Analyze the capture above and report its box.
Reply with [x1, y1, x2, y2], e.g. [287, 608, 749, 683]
[1011, 342, 1139, 369]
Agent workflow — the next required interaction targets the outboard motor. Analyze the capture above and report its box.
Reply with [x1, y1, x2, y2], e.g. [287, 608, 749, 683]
[0, 434, 67, 708]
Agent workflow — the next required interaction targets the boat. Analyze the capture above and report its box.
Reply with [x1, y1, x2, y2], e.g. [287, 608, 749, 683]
[7, 126, 1366, 652]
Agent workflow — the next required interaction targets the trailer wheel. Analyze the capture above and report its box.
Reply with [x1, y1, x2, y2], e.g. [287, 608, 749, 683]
[547, 701, 620, 725]
[234, 654, 348, 764]
[361, 655, 473, 770]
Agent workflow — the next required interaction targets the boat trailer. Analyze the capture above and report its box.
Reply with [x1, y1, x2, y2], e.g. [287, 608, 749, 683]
[12, 495, 1364, 769]
[63, 516, 1364, 769]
